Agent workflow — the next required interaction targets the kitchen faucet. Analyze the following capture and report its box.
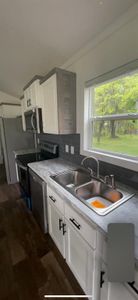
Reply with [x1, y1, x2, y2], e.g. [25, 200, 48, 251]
[81, 156, 100, 179]
[104, 174, 116, 189]
[81, 156, 116, 189]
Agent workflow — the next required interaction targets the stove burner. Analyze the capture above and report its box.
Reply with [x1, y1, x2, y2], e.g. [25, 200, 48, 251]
[16, 152, 45, 167]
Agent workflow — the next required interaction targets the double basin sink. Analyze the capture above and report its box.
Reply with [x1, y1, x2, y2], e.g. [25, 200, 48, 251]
[51, 168, 134, 215]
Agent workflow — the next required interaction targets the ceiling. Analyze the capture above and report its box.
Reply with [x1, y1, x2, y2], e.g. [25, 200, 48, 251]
[0, 0, 137, 97]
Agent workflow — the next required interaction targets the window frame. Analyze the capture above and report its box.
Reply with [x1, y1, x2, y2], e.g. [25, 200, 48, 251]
[82, 59, 138, 172]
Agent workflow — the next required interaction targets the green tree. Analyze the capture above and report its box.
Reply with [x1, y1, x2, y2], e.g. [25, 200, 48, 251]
[93, 73, 138, 140]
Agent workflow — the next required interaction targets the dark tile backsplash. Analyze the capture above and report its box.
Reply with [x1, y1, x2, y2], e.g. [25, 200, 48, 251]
[38, 133, 138, 190]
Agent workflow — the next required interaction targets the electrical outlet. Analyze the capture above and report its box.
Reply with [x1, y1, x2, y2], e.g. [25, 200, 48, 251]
[65, 144, 69, 153]
[70, 146, 75, 155]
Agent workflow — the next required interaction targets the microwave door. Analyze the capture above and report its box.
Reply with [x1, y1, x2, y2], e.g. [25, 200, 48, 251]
[25, 110, 36, 132]
[24, 108, 42, 133]
[31, 113, 36, 131]
[36, 107, 40, 133]
[25, 112, 32, 131]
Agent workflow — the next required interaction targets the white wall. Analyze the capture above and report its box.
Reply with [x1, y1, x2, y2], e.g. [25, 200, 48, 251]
[0, 90, 20, 104]
[0, 104, 21, 118]
[62, 6, 138, 170]
[0, 90, 21, 118]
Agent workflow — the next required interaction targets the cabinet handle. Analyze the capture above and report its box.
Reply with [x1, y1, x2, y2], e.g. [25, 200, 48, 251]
[100, 271, 105, 288]
[27, 98, 31, 107]
[128, 281, 138, 295]
[59, 218, 63, 231]
[69, 218, 81, 230]
[62, 223, 66, 235]
[49, 195, 56, 203]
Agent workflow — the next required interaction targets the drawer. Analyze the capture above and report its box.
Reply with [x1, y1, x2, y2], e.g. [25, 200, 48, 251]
[47, 186, 64, 214]
[65, 203, 96, 249]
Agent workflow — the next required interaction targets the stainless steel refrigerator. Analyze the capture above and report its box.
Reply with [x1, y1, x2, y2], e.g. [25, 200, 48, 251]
[0, 116, 34, 184]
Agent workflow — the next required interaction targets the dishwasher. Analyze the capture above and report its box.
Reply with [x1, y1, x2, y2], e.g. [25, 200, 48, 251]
[29, 169, 48, 233]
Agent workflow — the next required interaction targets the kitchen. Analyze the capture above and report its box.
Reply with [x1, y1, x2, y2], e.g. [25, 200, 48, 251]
[0, 1, 138, 299]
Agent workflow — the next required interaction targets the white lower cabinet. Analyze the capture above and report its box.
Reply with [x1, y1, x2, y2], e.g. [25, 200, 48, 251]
[65, 219, 94, 296]
[47, 185, 138, 300]
[48, 201, 65, 257]
[47, 186, 95, 297]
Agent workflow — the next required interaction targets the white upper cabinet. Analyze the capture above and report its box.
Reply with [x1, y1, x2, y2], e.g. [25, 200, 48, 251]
[41, 68, 76, 134]
[23, 76, 43, 112]
[21, 68, 76, 134]
[41, 74, 58, 134]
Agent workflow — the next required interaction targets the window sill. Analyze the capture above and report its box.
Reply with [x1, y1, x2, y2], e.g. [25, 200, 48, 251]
[81, 148, 138, 172]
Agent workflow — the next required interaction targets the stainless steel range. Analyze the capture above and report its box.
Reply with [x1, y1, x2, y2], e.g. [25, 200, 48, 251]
[16, 141, 58, 233]
[16, 141, 58, 196]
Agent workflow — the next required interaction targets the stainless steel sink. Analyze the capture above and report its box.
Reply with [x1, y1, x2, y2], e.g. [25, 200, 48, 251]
[51, 168, 92, 189]
[51, 169, 134, 216]
[76, 180, 123, 201]
[75, 180, 134, 215]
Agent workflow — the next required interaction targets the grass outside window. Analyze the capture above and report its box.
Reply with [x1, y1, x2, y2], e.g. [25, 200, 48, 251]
[89, 69, 138, 158]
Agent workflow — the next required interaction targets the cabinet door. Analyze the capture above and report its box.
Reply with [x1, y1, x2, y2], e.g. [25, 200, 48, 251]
[42, 74, 58, 134]
[24, 88, 31, 111]
[34, 80, 43, 108]
[65, 220, 94, 296]
[48, 201, 65, 257]
[30, 82, 36, 108]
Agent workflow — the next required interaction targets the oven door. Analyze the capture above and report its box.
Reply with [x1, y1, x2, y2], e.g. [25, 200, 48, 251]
[17, 163, 29, 195]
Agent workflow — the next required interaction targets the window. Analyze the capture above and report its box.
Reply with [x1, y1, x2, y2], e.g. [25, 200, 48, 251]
[84, 60, 138, 169]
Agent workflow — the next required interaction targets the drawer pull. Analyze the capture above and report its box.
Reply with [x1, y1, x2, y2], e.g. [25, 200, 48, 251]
[59, 218, 63, 231]
[62, 223, 66, 235]
[49, 195, 56, 203]
[128, 281, 138, 295]
[100, 271, 105, 288]
[69, 218, 81, 230]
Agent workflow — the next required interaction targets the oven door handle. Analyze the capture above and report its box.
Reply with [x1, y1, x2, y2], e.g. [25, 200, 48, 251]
[17, 163, 27, 171]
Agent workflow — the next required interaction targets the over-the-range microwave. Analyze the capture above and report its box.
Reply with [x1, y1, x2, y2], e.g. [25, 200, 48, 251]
[24, 107, 43, 133]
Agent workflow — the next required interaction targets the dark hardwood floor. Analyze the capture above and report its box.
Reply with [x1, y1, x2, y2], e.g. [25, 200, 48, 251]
[0, 164, 7, 185]
[0, 183, 85, 300]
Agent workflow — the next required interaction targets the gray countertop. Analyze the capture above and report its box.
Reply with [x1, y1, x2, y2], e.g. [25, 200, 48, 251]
[28, 158, 138, 264]
[28, 158, 78, 180]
